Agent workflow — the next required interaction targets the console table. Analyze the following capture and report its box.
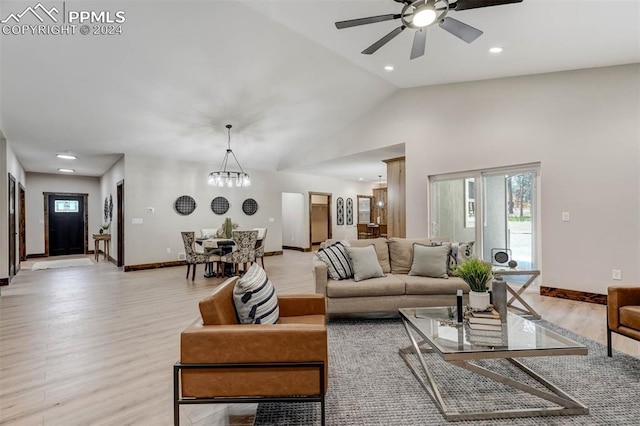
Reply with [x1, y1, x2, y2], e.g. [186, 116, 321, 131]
[492, 267, 541, 319]
[93, 234, 111, 262]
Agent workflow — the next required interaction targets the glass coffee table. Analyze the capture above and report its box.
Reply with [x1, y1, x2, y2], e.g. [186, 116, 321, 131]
[399, 307, 589, 421]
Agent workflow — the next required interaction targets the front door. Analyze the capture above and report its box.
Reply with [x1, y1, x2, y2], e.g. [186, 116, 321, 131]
[48, 195, 85, 256]
[8, 174, 16, 278]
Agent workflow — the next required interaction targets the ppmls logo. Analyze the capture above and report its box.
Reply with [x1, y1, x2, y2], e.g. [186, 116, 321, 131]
[1, 2, 126, 36]
[1, 3, 59, 23]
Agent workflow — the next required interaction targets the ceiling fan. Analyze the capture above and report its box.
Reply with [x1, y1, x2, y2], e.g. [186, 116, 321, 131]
[335, 0, 523, 60]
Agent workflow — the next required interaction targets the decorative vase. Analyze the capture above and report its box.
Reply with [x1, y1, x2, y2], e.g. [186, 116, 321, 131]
[99, 228, 104, 235]
[468, 290, 490, 310]
[224, 218, 233, 239]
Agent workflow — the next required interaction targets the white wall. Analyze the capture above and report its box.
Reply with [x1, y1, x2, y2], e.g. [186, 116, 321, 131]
[1, 137, 26, 280]
[25, 173, 101, 255]
[122, 155, 368, 266]
[313, 64, 640, 295]
[100, 157, 125, 262]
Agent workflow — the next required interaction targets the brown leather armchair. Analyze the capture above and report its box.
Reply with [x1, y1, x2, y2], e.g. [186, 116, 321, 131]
[607, 286, 640, 357]
[174, 277, 328, 425]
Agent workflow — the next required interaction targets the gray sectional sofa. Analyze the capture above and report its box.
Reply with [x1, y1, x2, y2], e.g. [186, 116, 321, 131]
[313, 237, 470, 316]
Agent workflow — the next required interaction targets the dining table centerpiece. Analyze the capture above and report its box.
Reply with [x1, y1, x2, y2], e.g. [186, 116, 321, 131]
[454, 257, 493, 310]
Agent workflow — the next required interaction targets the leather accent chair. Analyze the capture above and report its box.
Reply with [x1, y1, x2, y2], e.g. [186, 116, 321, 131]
[174, 277, 328, 425]
[607, 286, 640, 356]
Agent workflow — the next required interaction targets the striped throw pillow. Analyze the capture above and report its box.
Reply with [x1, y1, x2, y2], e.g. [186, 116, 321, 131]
[233, 264, 279, 324]
[315, 241, 353, 280]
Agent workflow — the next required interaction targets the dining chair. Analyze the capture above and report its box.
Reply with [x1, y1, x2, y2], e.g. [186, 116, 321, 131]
[220, 230, 258, 276]
[253, 228, 268, 270]
[181, 231, 220, 281]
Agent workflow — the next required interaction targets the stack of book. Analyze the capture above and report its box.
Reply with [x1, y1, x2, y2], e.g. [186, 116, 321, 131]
[465, 308, 505, 347]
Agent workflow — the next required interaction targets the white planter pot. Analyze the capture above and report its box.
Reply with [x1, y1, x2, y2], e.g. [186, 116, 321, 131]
[468, 291, 491, 310]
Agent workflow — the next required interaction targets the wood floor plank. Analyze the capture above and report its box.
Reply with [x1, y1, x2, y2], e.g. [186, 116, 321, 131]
[1, 251, 638, 426]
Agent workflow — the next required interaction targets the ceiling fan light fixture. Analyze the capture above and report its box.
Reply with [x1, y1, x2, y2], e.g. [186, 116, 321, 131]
[412, 7, 436, 27]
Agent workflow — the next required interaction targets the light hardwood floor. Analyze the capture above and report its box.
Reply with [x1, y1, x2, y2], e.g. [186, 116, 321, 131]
[1, 251, 638, 426]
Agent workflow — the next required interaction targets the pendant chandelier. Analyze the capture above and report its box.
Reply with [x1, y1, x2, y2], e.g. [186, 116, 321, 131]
[207, 124, 251, 187]
[376, 175, 385, 208]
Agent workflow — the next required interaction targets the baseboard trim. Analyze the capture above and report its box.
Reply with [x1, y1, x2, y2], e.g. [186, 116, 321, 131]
[26, 253, 47, 259]
[264, 251, 283, 257]
[540, 286, 607, 305]
[0, 277, 8, 286]
[283, 246, 311, 252]
[125, 260, 186, 272]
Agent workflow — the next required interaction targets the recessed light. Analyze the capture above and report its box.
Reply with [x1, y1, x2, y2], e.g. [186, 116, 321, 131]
[384, 65, 394, 71]
[358, 177, 364, 181]
[489, 46, 503, 54]
[56, 153, 77, 160]
[58, 168, 75, 173]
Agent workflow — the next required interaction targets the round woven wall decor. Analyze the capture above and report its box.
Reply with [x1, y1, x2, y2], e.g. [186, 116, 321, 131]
[174, 195, 196, 216]
[211, 196, 230, 215]
[242, 198, 258, 216]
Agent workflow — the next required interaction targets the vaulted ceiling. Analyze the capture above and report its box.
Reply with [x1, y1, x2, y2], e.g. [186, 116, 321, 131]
[1, 0, 638, 182]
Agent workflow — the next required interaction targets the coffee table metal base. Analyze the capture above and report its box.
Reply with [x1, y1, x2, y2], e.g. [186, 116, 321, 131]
[399, 318, 589, 422]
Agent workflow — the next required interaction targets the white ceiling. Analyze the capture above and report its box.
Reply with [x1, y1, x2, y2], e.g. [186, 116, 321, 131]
[1, 0, 639, 182]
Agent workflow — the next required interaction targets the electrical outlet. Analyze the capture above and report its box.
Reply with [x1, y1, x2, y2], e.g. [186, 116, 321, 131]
[612, 269, 622, 280]
[178, 253, 186, 260]
[166, 248, 171, 254]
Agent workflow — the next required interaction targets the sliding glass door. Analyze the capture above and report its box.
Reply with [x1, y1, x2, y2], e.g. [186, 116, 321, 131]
[430, 165, 539, 269]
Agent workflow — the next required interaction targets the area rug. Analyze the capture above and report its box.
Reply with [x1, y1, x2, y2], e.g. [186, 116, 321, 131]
[32, 258, 94, 271]
[254, 318, 640, 425]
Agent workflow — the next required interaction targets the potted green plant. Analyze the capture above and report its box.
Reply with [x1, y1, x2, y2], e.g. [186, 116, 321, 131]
[455, 257, 493, 310]
[99, 223, 110, 235]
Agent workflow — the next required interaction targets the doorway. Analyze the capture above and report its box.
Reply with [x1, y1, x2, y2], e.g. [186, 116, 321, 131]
[116, 180, 124, 267]
[45, 193, 88, 256]
[309, 192, 332, 250]
[19, 184, 26, 262]
[8, 174, 16, 279]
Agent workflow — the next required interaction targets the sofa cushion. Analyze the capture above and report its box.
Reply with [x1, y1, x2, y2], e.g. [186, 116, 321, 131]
[233, 264, 279, 324]
[388, 238, 449, 274]
[400, 275, 470, 295]
[448, 241, 475, 275]
[346, 245, 385, 282]
[326, 238, 390, 273]
[620, 305, 640, 330]
[409, 243, 451, 278]
[315, 241, 353, 280]
[326, 275, 405, 298]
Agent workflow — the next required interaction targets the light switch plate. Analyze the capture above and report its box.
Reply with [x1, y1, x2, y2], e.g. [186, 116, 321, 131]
[561, 212, 570, 222]
[612, 269, 622, 280]
[132, 218, 143, 224]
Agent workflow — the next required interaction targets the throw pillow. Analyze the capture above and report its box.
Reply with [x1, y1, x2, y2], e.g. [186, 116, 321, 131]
[409, 243, 451, 278]
[315, 241, 353, 280]
[345, 245, 385, 282]
[233, 263, 279, 324]
[448, 241, 475, 275]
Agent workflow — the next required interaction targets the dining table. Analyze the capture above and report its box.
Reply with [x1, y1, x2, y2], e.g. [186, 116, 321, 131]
[195, 238, 236, 278]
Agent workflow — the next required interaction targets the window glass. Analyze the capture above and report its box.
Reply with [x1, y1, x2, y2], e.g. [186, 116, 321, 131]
[55, 200, 79, 213]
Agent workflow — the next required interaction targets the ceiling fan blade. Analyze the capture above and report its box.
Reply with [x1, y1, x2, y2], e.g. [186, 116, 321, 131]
[335, 14, 401, 29]
[439, 17, 483, 43]
[451, 0, 523, 11]
[362, 26, 405, 55]
[410, 29, 427, 60]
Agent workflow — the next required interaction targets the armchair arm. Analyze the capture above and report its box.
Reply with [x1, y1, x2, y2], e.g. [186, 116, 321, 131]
[313, 259, 329, 296]
[278, 294, 326, 317]
[608, 286, 640, 329]
[180, 320, 328, 364]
